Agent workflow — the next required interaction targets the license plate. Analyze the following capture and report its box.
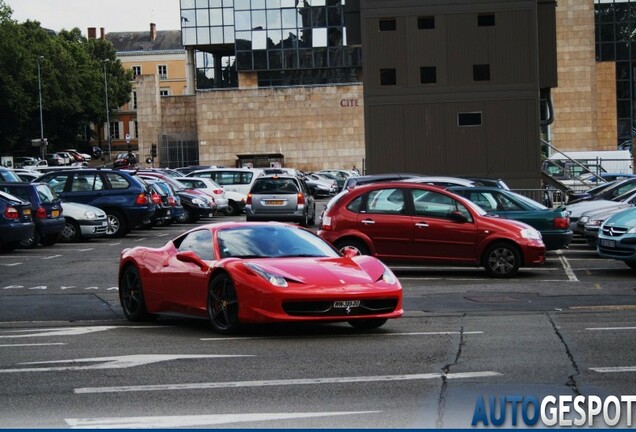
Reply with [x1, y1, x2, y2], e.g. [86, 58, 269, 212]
[334, 300, 360, 308]
[266, 200, 285, 206]
[23, 209, 31, 216]
[52, 210, 60, 217]
[599, 239, 616, 248]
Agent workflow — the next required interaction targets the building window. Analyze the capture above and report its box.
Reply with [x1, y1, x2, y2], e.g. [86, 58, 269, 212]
[380, 68, 396, 86]
[160, 89, 170, 97]
[134, 121, 138, 139]
[478, 14, 495, 27]
[132, 91, 137, 110]
[109, 121, 120, 139]
[157, 65, 168, 79]
[473, 64, 491, 81]
[379, 18, 396, 31]
[132, 66, 141, 78]
[420, 66, 437, 84]
[418, 16, 435, 29]
[458, 112, 483, 127]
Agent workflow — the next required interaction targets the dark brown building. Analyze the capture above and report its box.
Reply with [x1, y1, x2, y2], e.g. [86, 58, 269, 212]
[358, 0, 557, 188]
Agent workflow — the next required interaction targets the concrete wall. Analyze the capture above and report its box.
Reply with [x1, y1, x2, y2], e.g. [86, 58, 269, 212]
[595, 61, 618, 150]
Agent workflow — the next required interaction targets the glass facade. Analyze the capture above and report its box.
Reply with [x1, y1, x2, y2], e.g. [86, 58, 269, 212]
[595, 0, 636, 148]
[180, 0, 361, 87]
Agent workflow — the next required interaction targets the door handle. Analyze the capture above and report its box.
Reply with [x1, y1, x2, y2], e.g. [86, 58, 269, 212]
[361, 219, 375, 225]
[415, 222, 429, 228]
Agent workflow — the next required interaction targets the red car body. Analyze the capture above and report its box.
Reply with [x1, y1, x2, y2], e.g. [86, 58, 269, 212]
[318, 182, 546, 277]
[118, 222, 403, 333]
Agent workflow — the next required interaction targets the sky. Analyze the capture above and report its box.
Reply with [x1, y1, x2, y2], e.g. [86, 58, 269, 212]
[5, 0, 182, 34]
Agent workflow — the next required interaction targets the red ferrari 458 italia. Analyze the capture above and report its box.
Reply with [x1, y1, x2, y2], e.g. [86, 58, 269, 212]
[118, 222, 403, 334]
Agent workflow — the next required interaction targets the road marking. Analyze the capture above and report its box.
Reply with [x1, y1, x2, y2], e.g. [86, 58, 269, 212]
[556, 251, 579, 282]
[28, 286, 47, 290]
[156, 233, 170, 237]
[2, 285, 24, 290]
[0, 325, 166, 339]
[0, 263, 22, 267]
[85, 286, 99, 290]
[60, 286, 76, 290]
[200, 331, 484, 342]
[66, 411, 381, 429]
[589, 366, 636, 373]
[586, 326, 636, 331]
[107, 287, 119, 291]
[0, 342, 67, 347]
[105, 242, 122, 246]
[74, 371, 501, 394]
[41, 255, 62, 260]
[0, 354, 252, 373]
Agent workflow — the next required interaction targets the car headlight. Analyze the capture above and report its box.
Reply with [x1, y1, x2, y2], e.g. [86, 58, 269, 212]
[586, 219, 603, 227]
[191, 198, 206, 207]
[628, 227, 636, 234]
[245, 263, 288, 288]
[379, 263, 398, 285]
[83, 211, 97, 219]
[520, 228, 542, 240]
[579, 216, 589, 224]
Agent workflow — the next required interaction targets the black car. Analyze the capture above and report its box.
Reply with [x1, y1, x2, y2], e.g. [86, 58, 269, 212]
[0, 182, 65, 248]
[35, 169, 155, 238]
[0, 191, 35, 252]
[144, 180, 176, 227]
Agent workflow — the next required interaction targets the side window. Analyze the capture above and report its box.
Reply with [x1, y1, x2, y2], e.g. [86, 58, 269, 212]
[104, 173, 129, 190]
[365, 188, 405, 214]
[71, 173, 100, 192]
[411, 190, 473, 222]
[468, 191, 498, 211]
[176, 229, 214, 261]
[345, 195, 363, 213]
[495, 193, 523, 211]
[43, 174, 69, 193]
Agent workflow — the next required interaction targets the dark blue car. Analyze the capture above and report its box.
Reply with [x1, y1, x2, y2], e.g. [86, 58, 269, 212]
[35, 169, 154, 238]
[0, 190, 35, 252]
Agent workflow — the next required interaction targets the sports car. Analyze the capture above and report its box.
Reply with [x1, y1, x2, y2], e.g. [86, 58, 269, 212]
[118, 222, 403, 334]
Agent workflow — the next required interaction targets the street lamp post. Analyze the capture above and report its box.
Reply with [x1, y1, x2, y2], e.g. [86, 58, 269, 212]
[102, 59, 111, 161]
[36, 56, 45, 160]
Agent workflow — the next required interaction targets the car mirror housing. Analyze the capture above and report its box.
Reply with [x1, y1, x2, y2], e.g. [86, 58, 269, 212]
[176, 250, 209, 271]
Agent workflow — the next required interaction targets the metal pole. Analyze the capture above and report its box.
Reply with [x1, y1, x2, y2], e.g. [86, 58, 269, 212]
[103, 60, 111, 161]
[37, 56, 45, 160]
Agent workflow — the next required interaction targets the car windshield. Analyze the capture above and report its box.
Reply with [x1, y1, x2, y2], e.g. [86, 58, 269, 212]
[251, 178, 299, 194]
[216, 225, 339, 258]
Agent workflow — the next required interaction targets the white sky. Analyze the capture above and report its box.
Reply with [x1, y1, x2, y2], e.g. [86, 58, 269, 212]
[5, 0, 182, 34]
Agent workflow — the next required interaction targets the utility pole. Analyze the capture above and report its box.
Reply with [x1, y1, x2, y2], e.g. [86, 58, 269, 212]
[37, 56, 46, 160]
[103, 59, 111, 161]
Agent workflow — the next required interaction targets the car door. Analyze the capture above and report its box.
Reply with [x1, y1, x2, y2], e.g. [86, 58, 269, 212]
[355, 187, 414, 259]
[409, 189, 479, 262]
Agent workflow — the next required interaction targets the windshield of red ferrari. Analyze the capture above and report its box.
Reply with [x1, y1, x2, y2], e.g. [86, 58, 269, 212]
[217, 225, 339, 258]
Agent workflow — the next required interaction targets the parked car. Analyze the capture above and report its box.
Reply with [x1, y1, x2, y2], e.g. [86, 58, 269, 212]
[318, 182, 546, 277]
[0, 182, 65, 248]
[245, 174, 316, 226]
[176, 177, 229, 214]
[12, 169, 40, 182]
[14, 157, 47, 169]
[567, 177, 636, 204]
[58, 201, 108, 243]
[113, 152, 139, 169]
[118, 222, 403, 333]
[45, 153, 65, 166]
[0, 167, 21, 182]
[147, 180, 184, 225]
[597, 207, 636, 271]
[580, 205, 632, 247]
[35, 169, 155, 238]
[565, 189, 636, 232]
[342, 173, 421, 190]
[0, 191, 35, 252]
[186, 167, 264, 196]
[143, 180, 177, 227]
[447, 186, 572, 251]
[54, 152, 73, 165]
[90, 146, 103, 160]
[303, 173, 338, 197]
[64, 149, 90, 162]
[173, 165, 216, 176]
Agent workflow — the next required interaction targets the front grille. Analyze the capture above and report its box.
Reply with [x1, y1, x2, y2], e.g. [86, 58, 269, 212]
[282, 298, 398, 317]
[601, 226, 628, 237]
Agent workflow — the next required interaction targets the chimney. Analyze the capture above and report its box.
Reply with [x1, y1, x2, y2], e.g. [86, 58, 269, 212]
[150, 23, 157, 41]
[87, 27, 96, 39]
[100, 27, 105, 39]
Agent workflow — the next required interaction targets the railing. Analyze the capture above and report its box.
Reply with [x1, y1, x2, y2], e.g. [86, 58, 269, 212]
[511, 188, 567, 208]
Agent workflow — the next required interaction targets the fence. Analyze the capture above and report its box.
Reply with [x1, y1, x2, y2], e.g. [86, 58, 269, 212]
[511, 188, 567, 208]
[157, 133, 199, 169]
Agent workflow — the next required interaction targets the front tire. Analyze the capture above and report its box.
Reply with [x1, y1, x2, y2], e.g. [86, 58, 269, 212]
[482, 242, 521, 278]
[348, 319, 387, 330]
[207, 273, 240, 334]
[119, 265, 154, 321]
[105, 210, 127, 238]
[335, 238, 370, 256]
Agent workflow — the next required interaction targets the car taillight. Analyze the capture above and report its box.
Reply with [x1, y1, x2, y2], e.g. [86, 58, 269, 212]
[4, 207, 19, 220]
[553, 216, 570, 229]
[246, 193, 252, 205]
[213, 189, 223, 195]
[136, 193, 148, 205]
[168, 196, 175, 206]
[321, 215, 332, 231]
[36, 207, 47, 219]
[151, 192, 162, 205]
[297, 192, 305, 205]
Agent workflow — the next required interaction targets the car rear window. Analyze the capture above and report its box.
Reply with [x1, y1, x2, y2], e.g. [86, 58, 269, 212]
[35, 184, 58, 203]
[251, 178, 299, 194]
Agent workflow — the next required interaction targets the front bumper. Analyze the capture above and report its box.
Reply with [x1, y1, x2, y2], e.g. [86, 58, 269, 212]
[79, 219, 109, 238]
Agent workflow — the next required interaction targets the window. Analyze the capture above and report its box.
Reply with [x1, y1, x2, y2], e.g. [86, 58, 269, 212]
[365, 188, 405, 214]
[420, 66, 437, 84]
[411, 190, 472, 222]
[109, 121, 120, 139]
[104, 173, 130, 190]
[176, 229, 214, 261]
[132, 66, 141, 77]
[157, 65, 167, 79]
[134, 121, 138, 139]
[160, 89, 170, 97]
[473, 64, 491, 81]
[132, 91, 137, 110]
[418, 16, 435, 29]
[379, 18, 396, 31]
[380, 68, 396, 86]
[478, 14, 495, 27]
[457, 112, 483, 127]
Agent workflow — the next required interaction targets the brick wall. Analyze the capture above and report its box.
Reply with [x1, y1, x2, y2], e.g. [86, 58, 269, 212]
[595, 61, 617, 150]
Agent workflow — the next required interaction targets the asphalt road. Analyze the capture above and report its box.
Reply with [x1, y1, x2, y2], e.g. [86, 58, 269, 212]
[0, 200, 635, 428]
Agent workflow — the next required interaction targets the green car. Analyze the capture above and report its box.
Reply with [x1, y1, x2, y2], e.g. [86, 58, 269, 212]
[448, 186, 573, 251]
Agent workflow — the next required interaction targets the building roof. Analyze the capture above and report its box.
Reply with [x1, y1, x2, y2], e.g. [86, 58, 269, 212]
[106, 30, 183, 53]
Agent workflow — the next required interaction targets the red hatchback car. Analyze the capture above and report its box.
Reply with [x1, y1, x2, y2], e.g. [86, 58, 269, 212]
[318, 182, 546, 278]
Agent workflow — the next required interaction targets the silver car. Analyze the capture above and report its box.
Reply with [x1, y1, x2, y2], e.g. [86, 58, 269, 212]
[245, 175, 316, 226]
[59, 201, 108, 242]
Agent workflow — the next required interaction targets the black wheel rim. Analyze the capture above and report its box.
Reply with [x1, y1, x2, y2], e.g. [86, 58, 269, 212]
[487, 247, 515, 275]
[122, 268, 142, 316]
[61, 222, 76, 242]
[208, 277, 238, 331]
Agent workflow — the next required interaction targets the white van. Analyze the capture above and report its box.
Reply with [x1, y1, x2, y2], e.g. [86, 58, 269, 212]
[186, 167, 264, 196]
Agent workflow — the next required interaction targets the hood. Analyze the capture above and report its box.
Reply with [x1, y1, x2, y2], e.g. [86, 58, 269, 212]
[244, 256, 385, 286]
[605, 208, 636, 227]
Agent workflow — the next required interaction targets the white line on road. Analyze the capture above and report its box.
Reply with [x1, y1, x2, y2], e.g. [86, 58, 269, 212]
[586, 326, 636, 331]
[589, 366, 636, 373]
[74, 371, 501, 394]
[2, 285, 23, 290]
[0, 263, 22, 267]
[66, 411, 381, 429]
[41, 255, 62, 260]
[556, 250, 579, 282]
[200, 331, 484, 342]
[0, 342, 67, 347]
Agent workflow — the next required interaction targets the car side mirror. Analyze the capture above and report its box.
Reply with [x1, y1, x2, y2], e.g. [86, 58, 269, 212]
[449, 210, 468, 223]
[176, 250, 209, 271]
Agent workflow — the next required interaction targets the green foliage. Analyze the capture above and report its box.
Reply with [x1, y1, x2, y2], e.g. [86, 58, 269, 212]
[0, 1, 131, 155]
